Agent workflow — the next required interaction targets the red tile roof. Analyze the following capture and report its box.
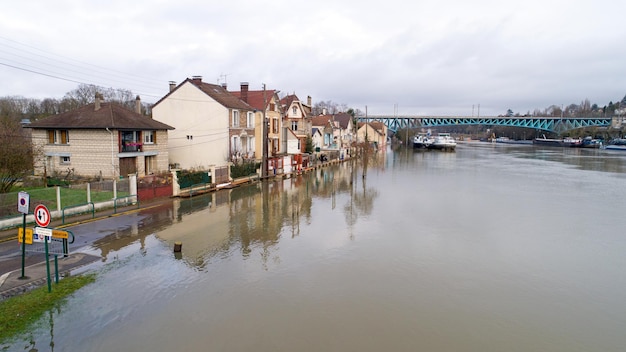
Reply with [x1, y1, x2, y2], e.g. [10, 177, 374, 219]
[231, 89, 277, 111]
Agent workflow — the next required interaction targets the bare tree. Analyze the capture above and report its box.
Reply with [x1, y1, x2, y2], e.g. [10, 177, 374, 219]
[0, 116, 34, 192]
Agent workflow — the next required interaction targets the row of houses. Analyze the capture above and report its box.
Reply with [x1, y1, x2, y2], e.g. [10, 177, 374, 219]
[26, 76, 388, 181]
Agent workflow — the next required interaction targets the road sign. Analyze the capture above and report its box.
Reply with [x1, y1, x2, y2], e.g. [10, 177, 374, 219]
[34, 204, 51, 227]
[18, 191, 29, 214]
[18, 227, 33, 244]
[52, 229, 69, 239]
[35, 226, 53, 237]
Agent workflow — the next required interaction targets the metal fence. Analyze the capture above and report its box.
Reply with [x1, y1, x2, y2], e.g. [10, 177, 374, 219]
[0, 179, 131, 220]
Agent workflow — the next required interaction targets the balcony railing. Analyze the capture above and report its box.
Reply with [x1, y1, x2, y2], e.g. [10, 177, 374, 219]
[121, 142, 142, 153]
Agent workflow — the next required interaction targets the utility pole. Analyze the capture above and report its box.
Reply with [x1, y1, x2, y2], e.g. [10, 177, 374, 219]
[261, 84, 268, 179]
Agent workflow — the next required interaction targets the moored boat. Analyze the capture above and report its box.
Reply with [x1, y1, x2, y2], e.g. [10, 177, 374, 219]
[603, 138, 626, 151]
[581, 136, 602, 149]
[495, 137, 533, 145]
[428, 133, 456, 151]
[413, 134, 433, 149]
[533, 136, 582, 147]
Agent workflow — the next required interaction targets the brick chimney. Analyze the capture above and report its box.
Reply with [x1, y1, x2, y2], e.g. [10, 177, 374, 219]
[307, 96, 312, 106]
[94, 93, 102, 111]
[169, 81, 176, 92]
[135, 96, 141, 114]
[191, 76, 202, 84]
[240, 82, 249, 103]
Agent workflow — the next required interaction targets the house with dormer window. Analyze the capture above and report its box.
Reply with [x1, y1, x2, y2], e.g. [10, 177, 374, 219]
[280, 94, 312, 153]
[27, 95, 173, 178]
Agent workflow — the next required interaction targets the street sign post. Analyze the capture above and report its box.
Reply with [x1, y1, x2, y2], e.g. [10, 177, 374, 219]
[18, 192, 30, 279]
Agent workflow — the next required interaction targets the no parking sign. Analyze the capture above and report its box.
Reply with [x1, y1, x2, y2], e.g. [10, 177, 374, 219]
[17, 191, 29, 214]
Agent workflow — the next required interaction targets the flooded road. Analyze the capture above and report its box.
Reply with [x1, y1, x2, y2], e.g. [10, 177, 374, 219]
[4, 143, 626, 351]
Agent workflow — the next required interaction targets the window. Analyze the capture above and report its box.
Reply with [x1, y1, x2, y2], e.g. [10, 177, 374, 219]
[231, 136, 240, 153]
[247, 137, 254, 153]
[291, 121, 298, 131]
[292, 106, 297, 116]
[121, 131, 141, 152]
[60, 156, 71, 164]
[144, 131, 155, 144]
[269, 103, 275, 111]
[47, 130, 56, 144]
[47, 130, 69, 144]
[273, 118, 278, 134]
[59, 130, 69, 144]
[247, 112, 254, 128]
[232, 110, 240, 127]
[145, 155, 156, 174]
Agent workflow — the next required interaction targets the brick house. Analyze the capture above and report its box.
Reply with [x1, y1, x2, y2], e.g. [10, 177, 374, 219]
[231, 82, 284, 158]
[27, 95, 174, 179]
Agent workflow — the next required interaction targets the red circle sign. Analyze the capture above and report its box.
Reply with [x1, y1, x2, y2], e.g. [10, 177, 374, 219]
[34, 204, 51, 227]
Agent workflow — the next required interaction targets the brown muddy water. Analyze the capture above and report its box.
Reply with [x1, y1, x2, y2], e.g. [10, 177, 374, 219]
[4, 143, 626, 351]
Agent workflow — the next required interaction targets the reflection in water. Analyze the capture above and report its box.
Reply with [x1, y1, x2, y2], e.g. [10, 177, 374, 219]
[137, 158, 383, 270]
[7, 145, 626, 351]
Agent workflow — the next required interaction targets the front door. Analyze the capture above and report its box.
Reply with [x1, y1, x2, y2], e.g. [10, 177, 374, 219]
[119, 157, 137, 177]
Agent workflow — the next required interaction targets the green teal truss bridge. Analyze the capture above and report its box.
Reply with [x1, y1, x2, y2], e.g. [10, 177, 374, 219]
[360, 115, 613, 133]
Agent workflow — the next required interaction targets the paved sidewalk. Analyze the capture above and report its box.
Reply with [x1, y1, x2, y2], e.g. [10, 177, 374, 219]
[0, 252, 100, 299]
[0, 199, 170, 300]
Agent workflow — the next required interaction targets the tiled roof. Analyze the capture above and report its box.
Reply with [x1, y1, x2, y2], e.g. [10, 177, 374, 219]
[231, 89, 277, 111]
[153, 78, 253, 110]
[192, 80, 252, 110]
[27, 102, 174, 130]
[311, 114, 332, 127]
[333, 112, 353, 129]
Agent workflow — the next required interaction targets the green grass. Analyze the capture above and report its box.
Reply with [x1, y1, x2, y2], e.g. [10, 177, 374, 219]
[4, 187, 129, 209]
[0, 273, 96, 343]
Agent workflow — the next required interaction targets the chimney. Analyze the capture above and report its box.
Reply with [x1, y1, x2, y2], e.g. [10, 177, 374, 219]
[307, 96, 312, 106]
[135, 96, 141, 114]
[240, 82, 249, 103]
[169, 81, 176, 92]
[221, 82, 227, 90]
[191, 76, 202, 84]
[94, 93, 102, 111]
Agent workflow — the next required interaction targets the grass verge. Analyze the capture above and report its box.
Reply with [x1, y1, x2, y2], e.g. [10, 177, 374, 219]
[0, 273, 96, 342]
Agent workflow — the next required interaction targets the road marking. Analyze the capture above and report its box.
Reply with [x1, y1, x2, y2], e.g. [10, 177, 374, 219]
[0, 272, 9, 288]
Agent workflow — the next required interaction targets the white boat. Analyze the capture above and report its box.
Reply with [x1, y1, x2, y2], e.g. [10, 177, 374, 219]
[603, 138, 626, 151]
[428, 133, 457, 151]
[413, 134, 433, 149]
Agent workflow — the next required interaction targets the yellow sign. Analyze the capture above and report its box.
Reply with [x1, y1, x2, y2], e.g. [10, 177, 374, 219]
[18, 228, 68, 243]
[18, 227, 33, 245]
[52, 229, 69, 239]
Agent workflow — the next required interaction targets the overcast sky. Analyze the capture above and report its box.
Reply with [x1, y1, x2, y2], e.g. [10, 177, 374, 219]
[1, 0, 625, 116]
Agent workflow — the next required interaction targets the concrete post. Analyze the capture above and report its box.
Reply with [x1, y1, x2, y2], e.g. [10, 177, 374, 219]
[171, 169, 180, 197]
[56, 186, 61, 212]
[129, 174, 137, 204]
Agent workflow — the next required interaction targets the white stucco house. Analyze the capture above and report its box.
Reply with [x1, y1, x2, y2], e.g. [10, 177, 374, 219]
[152, 76, 256, 171]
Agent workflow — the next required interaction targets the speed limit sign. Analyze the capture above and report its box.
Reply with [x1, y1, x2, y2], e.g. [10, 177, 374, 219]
[34, 204, 51, 227]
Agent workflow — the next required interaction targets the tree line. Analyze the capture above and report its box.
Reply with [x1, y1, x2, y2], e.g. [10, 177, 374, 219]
[504, 95, 626, 118]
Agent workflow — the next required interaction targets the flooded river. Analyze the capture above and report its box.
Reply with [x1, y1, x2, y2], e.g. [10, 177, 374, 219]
[5, 143, 626, 351]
